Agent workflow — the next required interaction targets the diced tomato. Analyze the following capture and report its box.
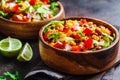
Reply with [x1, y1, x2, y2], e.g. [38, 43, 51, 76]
[80, 19, 87, 25]
[13, 4, 19, 13]
[48, 14, 53, 18]
[3, 8, 10, 13]
[71, 46, 81, 52]
[63, 27, 70, 33]
[71, 28, 76, 32]
[41, 0, 49, 4]
[30, 0, 36, 5]
[83, 28, 92, 36]
[54, 41, 66, 48]
[84, 38, 93, 49]
[43, 32, 50, 40]
[12, 15, 22, 22]
[22, 16, 28, 22]
[75, 34, 81, 39]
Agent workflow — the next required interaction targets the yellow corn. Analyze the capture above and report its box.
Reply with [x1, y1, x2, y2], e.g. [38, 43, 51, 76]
[69, 41, 76, 46]
[60, 32, 66, 38]
[32, 19, 37, 22]
[50, 43, 55, 46]
[88, 22, 93, 25]
[101, 26, 110, 35]
[57, 23, 64, 31]
[66, 30, 73, 36]
[92, 35, 99, 41]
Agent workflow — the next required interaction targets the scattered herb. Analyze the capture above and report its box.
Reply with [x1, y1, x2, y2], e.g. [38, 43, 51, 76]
[51, 2, 59, 10]
[0, 11, 8, 18]
[0, 71, 21, 80]
[43, 26, 49, 34]
[48, 32, 60, 41]
[77, 31, 85, 37]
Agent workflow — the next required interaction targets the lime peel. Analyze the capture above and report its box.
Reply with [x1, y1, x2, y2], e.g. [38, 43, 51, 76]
[0, 37, 22, 57]
[17, 43, 33, 62]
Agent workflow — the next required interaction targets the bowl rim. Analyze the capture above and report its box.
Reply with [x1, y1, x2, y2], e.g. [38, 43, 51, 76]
[39, 17, 119, 54]
[0, 1, 64, 24]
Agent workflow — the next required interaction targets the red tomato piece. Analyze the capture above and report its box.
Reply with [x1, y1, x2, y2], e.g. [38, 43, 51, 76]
[83, 28, 92, 36]
[71, 28, 76, 32]
[41, 0, 49, 4]
[63, 28, 70, 33]
[71, 46, 81, 52]
[75, 34, 81, 39]
[22, 16, 28, 22]
[30, 0, 36, 5]
[43, 32, 50, 40]
[84, 38, 93, 49]
[13, 4, 19, 13]
[80, 19, 87, 25]
[54, 41, 65, 48]
[12, 15, 22, 22]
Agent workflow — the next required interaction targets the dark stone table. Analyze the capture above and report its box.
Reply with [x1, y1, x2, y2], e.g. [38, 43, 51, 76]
[0, 0, 120, 79]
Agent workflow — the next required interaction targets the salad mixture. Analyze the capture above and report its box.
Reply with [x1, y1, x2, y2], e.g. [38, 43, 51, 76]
[43, 19, 116, 52]
[0, 0, 59, 22]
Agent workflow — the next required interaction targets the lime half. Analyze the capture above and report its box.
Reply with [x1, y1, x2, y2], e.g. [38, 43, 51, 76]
[17, 43, 33, 62]
[0, 37, 22, 57]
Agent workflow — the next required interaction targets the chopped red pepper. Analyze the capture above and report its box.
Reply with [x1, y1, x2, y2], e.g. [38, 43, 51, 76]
[12, 15, 22, 22]
[54, 41, 66, 48]
[71, 28, 76, 32]
[22, 16, 28, 22]
[75, 34, 81, 39]
[43, 32, 50, 40]
[83, 28, 92, 36]
[84, 38, 93, 49]
[63, 27, 70, 33]
[41, 0, 49, 4]
[30, 0, 36, 5]
[13, 4, 19, 13]
[12, 15, 28, 22]
[80, 19, 87, 25]
[71, 46, 81, 52]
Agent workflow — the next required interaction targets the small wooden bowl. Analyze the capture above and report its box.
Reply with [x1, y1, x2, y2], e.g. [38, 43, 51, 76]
[39, 17, 119, 75]
[0, 2, 65, 39]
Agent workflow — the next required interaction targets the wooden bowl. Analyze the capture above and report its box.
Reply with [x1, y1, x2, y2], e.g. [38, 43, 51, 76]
[39, 17, 119, 75]
[0, 2, 65, 39]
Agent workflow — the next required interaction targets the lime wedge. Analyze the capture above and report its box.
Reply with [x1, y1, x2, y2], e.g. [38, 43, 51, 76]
[17, 43, 33, 62]
[0, 37, 22, 57]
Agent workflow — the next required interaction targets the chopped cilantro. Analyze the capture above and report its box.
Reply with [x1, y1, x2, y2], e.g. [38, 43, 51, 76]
[77, 31, 85, 37]
[48, 32, 60, 41]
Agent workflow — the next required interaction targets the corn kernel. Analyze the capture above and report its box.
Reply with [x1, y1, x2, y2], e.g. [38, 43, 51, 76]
[66, 30, 73, 36]
[60, 32, 66, 38]
[50, 43, 55, 46]
[92, 35, 99, 41]
[101, 26, 110, 35]
[69, 41, 76, 46]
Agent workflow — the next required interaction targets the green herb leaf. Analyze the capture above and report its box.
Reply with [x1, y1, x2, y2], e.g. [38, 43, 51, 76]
[0, 76, 6, 80]
[43, 26, 49, 34]
[0, 11, 8, 18]
[48, 32, 60, 41]
[15, 0, 23, 3]
[103, 41, 110, 48]
[51, 21, 64, 25]
[51, 2, 59, 10]
[112, 33, 116, 41]
[4, 71, 21, 80]
[77, 31, 85, 37]
[103, 36, 110, 42]
[37, 5, 52, 14]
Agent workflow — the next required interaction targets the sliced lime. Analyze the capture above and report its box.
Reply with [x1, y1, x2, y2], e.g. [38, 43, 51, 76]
[0, 37, 22, 57]
[17, 43, 33, 62]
